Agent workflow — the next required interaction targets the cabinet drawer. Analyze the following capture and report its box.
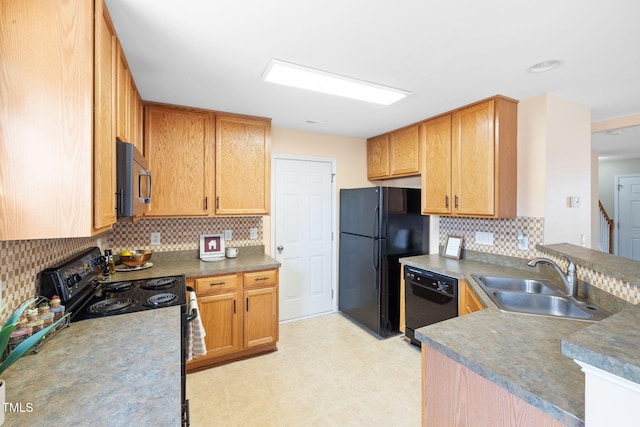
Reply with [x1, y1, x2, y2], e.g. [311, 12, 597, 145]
[194, 274, 238, 294]
[243, 269, 278, 288]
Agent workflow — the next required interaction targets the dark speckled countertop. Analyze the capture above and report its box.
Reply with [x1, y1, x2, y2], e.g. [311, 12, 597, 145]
[402, 253, 639, 427]
[2, 308, 181, 427]
[104, 245, 281, 282]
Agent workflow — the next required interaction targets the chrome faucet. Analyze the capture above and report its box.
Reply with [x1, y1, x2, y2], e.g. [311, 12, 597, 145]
[527, 255, 577, 298]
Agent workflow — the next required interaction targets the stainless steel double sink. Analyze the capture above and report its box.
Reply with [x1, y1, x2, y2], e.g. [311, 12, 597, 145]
[471, 275, 610, 321]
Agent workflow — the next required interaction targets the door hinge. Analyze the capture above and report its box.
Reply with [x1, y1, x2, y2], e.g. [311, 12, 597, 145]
[331, 173, 335, 183]
[332, 232, 334, 241]
[331, 289, 334, 300]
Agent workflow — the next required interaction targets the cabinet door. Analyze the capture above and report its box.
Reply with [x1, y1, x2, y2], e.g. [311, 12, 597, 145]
[198, 292, 242, 358]
[367, 134, 390, 179]
[244, 286, 278, 348]
[116, 41, 130, 143]
[1, 0, 94, 240]
[129, 82, 144, 154]
[421, 115, 452, 215]
[459, 280, 483, 316]
[93, 0, 117, 231]
[389, 125, 420, 176]
[452, 100, 495, 216]
[215, 115, 271, 215]
[144, 106, 213, 216]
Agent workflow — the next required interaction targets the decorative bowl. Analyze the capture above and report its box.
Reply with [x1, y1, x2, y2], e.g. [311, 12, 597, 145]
[119, 250, 152, 267]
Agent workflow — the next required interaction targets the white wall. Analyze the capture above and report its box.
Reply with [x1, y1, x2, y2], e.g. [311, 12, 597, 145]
[517, 95, 547, 217]
[517, 94, 591, 246]
[544, 94, 592, 246]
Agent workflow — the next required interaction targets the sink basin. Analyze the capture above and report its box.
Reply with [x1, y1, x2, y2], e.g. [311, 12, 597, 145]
[492, 292, 595, 319]
[472, 275, 557, 294]
[470, 274, 611, 321]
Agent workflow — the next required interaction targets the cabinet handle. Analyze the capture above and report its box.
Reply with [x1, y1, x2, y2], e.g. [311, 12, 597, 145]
[445, 195, 449, 208]
[454, 195, 459, 209]
[255, 277, 268, 282]
[233, 299, 236, 314]
[209, 281, 226, 286]
[216, 196, 220, 209]
[204, 197, 208, 210]
[246, 298, 249, 312]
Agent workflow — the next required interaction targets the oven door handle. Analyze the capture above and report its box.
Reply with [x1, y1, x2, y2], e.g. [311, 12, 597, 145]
[185, 286, 198, 322]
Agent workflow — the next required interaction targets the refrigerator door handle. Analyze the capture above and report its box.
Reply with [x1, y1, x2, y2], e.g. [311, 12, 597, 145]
[372, 205, 380, 239]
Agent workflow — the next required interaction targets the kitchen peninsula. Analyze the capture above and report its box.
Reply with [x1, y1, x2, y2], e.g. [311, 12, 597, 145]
[402, 247, 637, 427]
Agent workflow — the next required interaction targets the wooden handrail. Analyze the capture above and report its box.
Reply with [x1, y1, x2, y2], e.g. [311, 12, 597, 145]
[599, 201, 615, 254]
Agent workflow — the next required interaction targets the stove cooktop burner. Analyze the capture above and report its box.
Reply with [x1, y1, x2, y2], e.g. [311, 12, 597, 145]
[142, 277, 176, 290]
[146, 293, 177, 307]
[102, 281, 134, 292]
[87, 298, 135, 315]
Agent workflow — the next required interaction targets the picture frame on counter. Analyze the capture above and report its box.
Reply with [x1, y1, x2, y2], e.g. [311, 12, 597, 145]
[199, 233, 225, 261]
[443, 235, 463, 259]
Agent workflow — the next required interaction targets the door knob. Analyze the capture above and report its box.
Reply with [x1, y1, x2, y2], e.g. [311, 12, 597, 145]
[277, 245, 284, 252]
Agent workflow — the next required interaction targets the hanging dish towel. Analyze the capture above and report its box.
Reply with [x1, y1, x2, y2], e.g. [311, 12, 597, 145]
[187, 290, 207, 360]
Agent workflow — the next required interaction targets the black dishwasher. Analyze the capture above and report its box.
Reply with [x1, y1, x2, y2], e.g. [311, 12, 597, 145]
[405, 266, 458, 346]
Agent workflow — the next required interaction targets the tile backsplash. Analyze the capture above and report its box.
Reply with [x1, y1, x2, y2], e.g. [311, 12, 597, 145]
[0, 217, 263, 316]
[106, 216, 264, 253]
[439, 216, 544, 259]
[440, 216, 639, 304]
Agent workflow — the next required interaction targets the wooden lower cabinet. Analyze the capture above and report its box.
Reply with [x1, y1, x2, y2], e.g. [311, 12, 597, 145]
[459, 280, 484, 316]
[186, 268, 279, 372]
[423, 346, 568, 427]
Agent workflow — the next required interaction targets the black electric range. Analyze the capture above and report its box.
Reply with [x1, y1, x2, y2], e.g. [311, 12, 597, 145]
[40, 246, 192, 426]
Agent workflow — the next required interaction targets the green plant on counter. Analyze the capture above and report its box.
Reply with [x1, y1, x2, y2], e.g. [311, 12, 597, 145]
[0, 297, 67, 375]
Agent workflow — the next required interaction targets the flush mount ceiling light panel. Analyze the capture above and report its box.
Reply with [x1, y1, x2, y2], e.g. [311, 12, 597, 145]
[527, 59, 564, 73]
[262, 59, 411, 105]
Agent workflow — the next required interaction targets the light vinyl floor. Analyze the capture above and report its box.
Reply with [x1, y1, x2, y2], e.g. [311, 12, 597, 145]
[187, 312, 422, 426]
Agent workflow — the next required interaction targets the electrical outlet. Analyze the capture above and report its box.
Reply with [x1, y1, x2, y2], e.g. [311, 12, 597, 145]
[150, 232, 161, 246]
[224, 229, 233, 241]
[249, 228, 258, 240]
[517, 232, 529, 250]
[475, 231, 494, 246]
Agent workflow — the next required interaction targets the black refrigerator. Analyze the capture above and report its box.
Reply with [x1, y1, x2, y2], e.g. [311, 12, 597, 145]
[338, 186, 428, 338]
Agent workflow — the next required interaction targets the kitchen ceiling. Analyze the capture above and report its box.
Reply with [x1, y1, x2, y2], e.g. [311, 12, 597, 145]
[105, 0, 640, 141]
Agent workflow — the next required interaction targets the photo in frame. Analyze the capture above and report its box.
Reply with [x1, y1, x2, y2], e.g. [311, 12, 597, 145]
[199, 233, 225, 261]
[443, 235, 463, 259]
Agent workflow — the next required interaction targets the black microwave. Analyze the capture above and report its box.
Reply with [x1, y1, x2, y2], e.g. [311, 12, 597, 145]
[116, 141, 152, 217]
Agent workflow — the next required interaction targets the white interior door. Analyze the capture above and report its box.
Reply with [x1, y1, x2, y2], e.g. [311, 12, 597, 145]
[616, 174, 640, 261]
[274, 156, 334, 321]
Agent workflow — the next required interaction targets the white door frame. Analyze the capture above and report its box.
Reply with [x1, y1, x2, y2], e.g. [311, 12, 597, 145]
[613, 173, 640, 257]
[271, 153, 338, 314]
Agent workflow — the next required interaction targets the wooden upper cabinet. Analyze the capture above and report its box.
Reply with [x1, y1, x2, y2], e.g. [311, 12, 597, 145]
[420, 96, 517, 218]
[116, 41, 130, 143]
[0, 0, 109, 240]
[93, 0, 118, 232]
[115, 41, 144, 153]
[451, 97, 517, 217]
[215, 114, 271, 215]
[389, 125, 420, 176]
[421, 115, 452, 215]
[144, 105, 214, 217]
[367, 134, 390, 179]
[367, 125, 420, 180]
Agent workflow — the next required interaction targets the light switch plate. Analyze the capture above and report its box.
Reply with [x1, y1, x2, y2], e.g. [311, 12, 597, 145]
[249, 228, 258, 240]
[150, 232, 161, 246]
[475, 231, 494, 246]
[224, 229, 233, 241]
